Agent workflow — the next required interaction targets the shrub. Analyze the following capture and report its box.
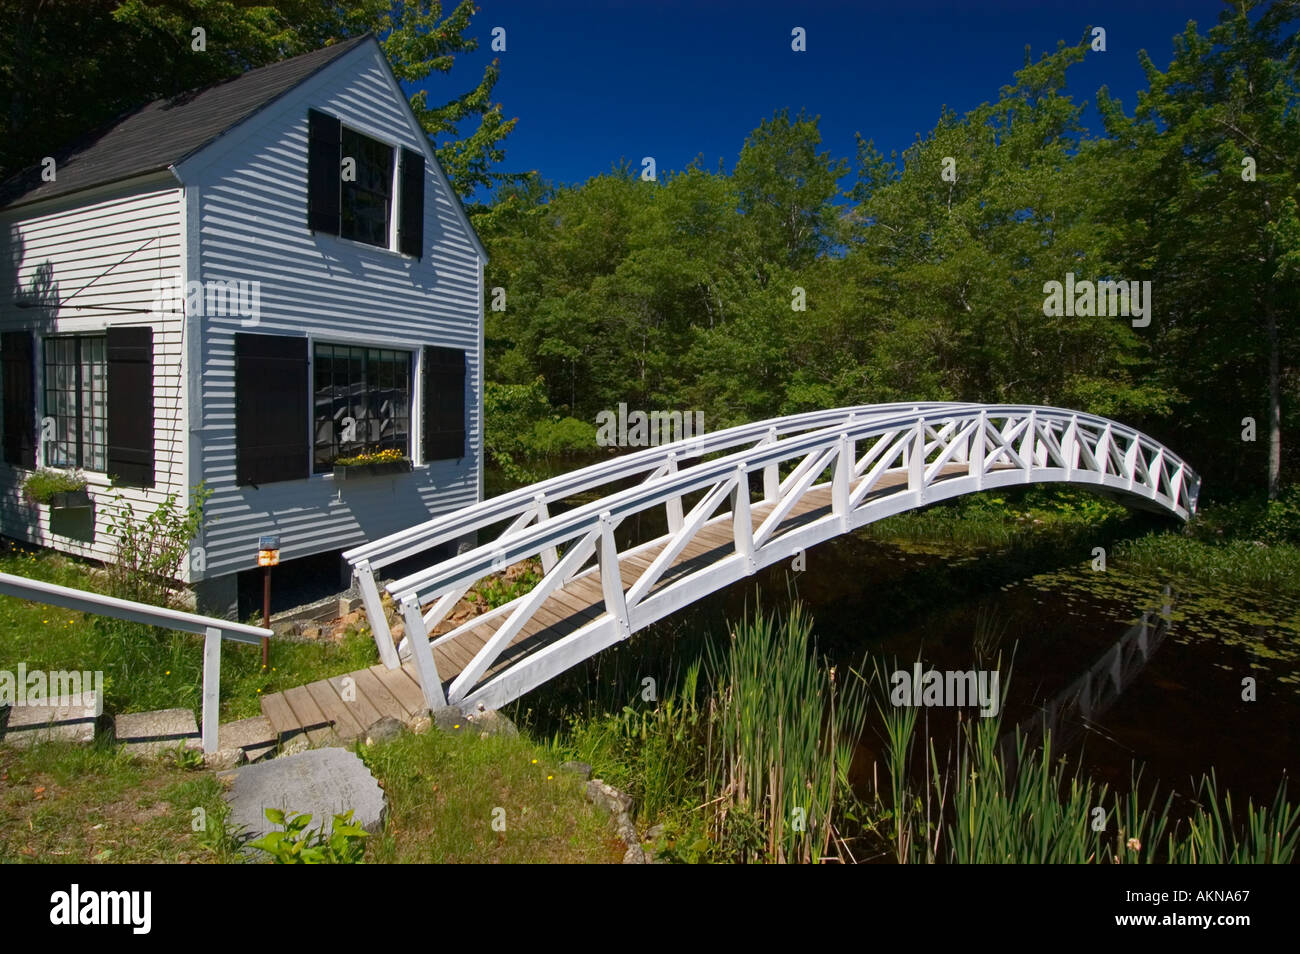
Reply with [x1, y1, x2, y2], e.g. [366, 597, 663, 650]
[101, 482, 211, 608]
[250, 808, 369, 863]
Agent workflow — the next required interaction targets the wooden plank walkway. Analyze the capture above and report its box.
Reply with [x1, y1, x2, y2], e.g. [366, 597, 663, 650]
[260, 468, 955, 740]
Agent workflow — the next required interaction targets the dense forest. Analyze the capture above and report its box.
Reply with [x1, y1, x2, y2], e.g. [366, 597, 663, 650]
[2, 0, 1296, 502]
[480, 5, 1299, 504]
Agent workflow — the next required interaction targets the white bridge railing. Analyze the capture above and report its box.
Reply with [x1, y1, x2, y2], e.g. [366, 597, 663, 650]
[0, 572, 272, 753]
[346, 404, 1200, 713]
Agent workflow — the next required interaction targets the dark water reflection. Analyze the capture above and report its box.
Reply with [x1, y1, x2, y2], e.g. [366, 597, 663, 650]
[744, 535, 1298, 811]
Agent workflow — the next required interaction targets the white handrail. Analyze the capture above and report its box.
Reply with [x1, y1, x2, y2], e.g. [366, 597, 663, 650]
[347, 402, 1198, 713]
[343, 401, 978, 667]
[0, 571, 273, 754]
[344, 401, 970, 567]
[387, 404, 1197, 604]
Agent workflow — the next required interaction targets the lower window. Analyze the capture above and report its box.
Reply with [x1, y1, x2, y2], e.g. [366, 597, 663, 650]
[43, 335, 106, 471]
[313, 343, 411, 472]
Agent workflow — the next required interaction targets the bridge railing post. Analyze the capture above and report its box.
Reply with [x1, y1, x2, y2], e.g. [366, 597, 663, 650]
[401, 594, 447, 711]
[763, 427, 780, 503]
[1063, 416, 1078, 478]
[534, 493, 558, 573]
[665, 453, 684, 533]
[970, 410, 986, 489]
[908, 419, 925, 498]
[355, 559, 400, 670]
[732, 464, 756, 572]
[1021, 409, 1037, 481]
[833, 433, 852, 530]
[599, 512, 632, 639]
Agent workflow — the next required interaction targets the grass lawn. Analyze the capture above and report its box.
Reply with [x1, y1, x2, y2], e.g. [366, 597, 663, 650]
[0, 736, 232, 863]
[0, 728, 622, 864]
[0, 540, 378, 722]
[1, 541, 623, 864]
[360, 729, 621, 863]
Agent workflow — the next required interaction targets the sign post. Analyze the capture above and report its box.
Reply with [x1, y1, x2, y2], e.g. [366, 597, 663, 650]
[257, 535, 280, 668]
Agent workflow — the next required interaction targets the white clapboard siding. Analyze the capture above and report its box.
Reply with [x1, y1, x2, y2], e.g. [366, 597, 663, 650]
[0, 182, 189, 570]
[176, 40, 484, 579]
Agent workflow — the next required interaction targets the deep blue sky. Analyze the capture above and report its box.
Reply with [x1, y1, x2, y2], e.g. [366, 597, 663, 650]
[421, 0, 1231, 194]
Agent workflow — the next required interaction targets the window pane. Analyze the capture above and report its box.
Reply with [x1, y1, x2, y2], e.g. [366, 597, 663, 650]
[311, 342, 411, 473]
[42, 334, 106, 470]
[340, 127, 394, 248]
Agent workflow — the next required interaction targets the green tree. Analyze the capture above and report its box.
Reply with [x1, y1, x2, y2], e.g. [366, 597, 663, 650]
[1099, 0, 1300, 497]
[0, 1, 521, 213]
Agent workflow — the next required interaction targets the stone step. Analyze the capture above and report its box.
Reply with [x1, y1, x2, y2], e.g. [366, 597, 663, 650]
[1, 693, 102, 747]
[214, 715, 278, 765]
[114, 707, 200, 758]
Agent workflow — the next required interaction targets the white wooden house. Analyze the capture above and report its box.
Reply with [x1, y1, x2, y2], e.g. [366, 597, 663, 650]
[0, 35, 485, 616]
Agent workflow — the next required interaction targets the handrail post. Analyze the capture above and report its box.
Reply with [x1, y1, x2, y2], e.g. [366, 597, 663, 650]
[202, 626, 221, 754]
[732, 464, 756, 572]
[534, 493, 558, 572]
[908, 418, 925, 498]
[355, 559, 399, 670]
[401, 594, 446, 710]
[1023, 409, 1037, 482]
[664, 453, 684, 533]
[599, 512, 632, 639]
[763, 426, 780, 502]
[833, 433, 852, 530]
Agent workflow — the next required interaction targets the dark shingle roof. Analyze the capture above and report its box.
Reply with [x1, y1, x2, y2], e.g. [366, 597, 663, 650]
[1, 34, 372, 210]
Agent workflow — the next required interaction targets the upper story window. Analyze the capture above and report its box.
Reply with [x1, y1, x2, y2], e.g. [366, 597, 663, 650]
[340, 127, 393, 248]
[307, 109, 426, 258]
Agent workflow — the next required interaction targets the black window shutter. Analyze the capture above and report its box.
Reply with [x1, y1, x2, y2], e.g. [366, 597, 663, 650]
[422, 346, 465, 462]
[235, 333, 309, 485]
[1, 330, 35, 467]
[106, 326, 155, 487]
[307, 108, 341, 234]
[398, 147, 425, 257]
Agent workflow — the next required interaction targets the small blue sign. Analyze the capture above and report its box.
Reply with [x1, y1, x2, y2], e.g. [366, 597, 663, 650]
[258, 534, 280, 551]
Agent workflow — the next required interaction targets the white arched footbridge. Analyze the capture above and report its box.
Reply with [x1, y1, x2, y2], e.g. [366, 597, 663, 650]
[340, 403, 1199, 715]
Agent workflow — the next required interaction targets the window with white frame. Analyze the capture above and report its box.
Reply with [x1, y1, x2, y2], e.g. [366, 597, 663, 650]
[42, 335, 106, 471]
[312, 342, 411, 473]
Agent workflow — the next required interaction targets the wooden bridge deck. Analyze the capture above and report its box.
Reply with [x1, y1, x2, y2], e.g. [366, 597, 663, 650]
[260, 468, 944, 740]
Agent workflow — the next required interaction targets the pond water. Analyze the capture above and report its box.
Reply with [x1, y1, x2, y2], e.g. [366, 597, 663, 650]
[730, 533, 1300, 813]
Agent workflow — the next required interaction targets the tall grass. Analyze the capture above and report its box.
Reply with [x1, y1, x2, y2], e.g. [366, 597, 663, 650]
[870, 686, 1300, 863]
[543, 600, 873, 862]
[703, 602, 871, 863]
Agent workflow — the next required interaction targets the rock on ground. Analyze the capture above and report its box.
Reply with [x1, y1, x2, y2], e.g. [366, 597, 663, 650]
[223, 747, 387, 846]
